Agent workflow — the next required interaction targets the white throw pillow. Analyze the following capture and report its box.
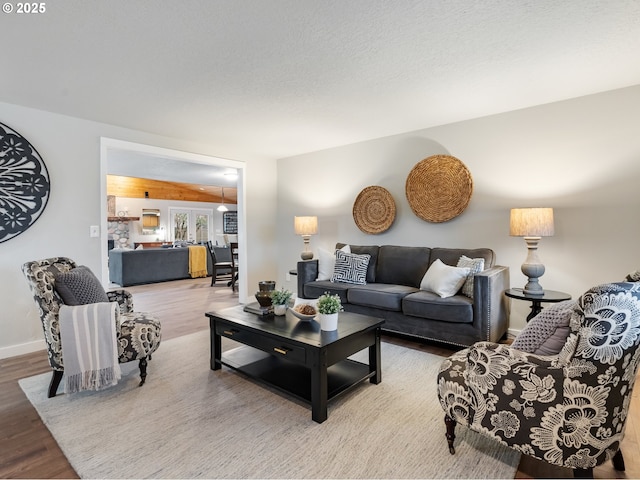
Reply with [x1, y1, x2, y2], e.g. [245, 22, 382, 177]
[420, 259, 470, 298]
[317, 244, 351, 281]
[456, 255, 485, 299]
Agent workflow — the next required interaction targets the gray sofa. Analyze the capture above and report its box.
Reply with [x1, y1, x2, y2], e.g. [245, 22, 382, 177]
[297, 244, 510, 347]
[109, 247, 212, 286]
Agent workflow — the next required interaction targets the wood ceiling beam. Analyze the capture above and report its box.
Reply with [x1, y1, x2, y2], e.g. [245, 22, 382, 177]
[107, 175, 237, 204]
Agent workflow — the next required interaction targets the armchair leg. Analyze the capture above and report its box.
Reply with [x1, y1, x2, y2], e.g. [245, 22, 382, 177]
[138, 358, 148, 387]
[444, 415, 456, 454]
[48, 370, 63, 398]
[612, 449, 625, 471]
[573, 468, 593, 478]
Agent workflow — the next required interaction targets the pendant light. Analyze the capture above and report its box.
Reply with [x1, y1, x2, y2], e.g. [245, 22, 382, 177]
[217, 187, 228, 212]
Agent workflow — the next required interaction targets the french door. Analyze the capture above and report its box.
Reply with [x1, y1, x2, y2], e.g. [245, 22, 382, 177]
[168, 207, 213, 244]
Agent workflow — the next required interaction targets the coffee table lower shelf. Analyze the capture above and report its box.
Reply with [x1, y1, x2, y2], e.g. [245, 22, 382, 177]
[222, 345, 373, 406]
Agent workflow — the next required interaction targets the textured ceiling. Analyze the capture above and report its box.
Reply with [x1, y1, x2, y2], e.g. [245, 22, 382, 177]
[2, 0, 640, 162]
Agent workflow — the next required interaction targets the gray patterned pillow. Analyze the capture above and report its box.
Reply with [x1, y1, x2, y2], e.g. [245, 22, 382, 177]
[54, 265, 110, 305]
[331, 251, 370, 285]
[512, 299, 576, 355]
[456, 255, 485, 299]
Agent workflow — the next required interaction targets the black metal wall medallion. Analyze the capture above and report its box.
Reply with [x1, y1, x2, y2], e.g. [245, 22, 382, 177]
[0, 122, 50, 243]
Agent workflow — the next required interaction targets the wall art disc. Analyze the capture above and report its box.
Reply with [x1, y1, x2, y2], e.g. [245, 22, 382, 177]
[405, 155, 473, 223]
[0, 122, 50, 243]
[352, 185, 396, 234]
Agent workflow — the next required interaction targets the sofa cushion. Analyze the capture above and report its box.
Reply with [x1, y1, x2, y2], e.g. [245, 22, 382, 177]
[336, 243, 378, 283]
[54, 265, 110, 306]
[456, 255, 485, 299]
[376, 245, 431, 287]
[331, 250, 370, 285]
[402, 290, 474, 323]
[348, 283, 419, 311]
[304, 280, 351, 304]
[430, 248, 496, 269]
[317, 245, 350, 281]
[420, 259, 470, 298]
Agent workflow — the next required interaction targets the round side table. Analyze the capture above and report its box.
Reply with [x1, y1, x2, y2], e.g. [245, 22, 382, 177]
[505, 288, 572, 322]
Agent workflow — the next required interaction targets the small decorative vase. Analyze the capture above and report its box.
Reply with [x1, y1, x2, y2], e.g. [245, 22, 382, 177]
[273, 304, 287, 316]
[255, 291, 272, 308]
[258, 281, 276, 292]
[318, 313, 338, 331]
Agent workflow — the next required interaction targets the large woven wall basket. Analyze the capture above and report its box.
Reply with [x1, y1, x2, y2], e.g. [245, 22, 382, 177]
[405, 155, 473, 223]
[352, 186, 396, 234]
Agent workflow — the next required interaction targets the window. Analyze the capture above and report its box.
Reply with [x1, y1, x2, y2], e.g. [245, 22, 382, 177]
[169, 208, 213, 243]
[195, 213, 209, 243]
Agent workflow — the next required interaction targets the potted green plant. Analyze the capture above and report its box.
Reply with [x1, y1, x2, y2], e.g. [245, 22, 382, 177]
[316, 292, 342, 330]
[270, 287, 293, 315]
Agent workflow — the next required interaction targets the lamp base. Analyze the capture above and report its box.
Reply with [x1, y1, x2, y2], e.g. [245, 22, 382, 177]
[523, 280, 544, 296]
[300, 235, 313, 260]
[521, 236, 545, 296]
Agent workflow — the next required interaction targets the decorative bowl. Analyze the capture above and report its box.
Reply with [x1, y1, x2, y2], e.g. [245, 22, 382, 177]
[290, 304, 317, 321]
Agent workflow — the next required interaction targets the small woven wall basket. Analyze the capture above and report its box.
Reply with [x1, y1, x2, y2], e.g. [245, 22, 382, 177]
[405, 155, 473, 223]
[352, 186, 396, 234]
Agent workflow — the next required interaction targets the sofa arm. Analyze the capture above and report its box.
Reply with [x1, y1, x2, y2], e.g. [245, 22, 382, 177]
[473, 265, 510, 343]
[107, 289, 134, 313]
[296, 260, 319, 299]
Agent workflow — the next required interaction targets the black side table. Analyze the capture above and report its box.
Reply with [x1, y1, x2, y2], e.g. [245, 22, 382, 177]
[505, 288, 572, 322]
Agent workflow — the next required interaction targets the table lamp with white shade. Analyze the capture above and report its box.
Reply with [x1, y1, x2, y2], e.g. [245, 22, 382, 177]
[510, 207, 554, 295]
[294, 216, 318, 260]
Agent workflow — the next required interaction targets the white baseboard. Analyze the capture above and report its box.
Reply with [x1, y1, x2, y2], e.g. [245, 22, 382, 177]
[0, 339, 46, 359]
[507, 328, 521, 340]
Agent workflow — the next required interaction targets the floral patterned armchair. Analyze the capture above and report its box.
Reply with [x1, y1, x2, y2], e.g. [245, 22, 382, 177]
[22, 257, 162, 397]
[438, 282, 640, 477]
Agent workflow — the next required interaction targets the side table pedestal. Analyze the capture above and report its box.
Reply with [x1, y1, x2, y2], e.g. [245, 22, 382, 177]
[505, 288, 572, 322]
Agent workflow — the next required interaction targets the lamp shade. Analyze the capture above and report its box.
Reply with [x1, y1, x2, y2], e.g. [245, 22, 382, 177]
[294, 216, 318, 236]
[510, 208, 554, 237]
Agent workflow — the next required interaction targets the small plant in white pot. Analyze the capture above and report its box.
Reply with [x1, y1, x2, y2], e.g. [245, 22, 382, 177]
[316, 292, 343, 330]
[270, 288, 293, 315]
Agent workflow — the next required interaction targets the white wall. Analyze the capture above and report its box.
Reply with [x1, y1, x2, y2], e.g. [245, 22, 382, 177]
[0, 102, 277, 358]
[276, 85, 640, 333]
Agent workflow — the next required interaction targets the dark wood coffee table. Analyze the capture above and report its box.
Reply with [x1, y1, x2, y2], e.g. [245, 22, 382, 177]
[206, 306, 384, 423]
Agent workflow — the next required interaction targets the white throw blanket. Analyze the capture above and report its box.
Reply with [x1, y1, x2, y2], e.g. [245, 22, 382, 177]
[59, 302, 122, 393]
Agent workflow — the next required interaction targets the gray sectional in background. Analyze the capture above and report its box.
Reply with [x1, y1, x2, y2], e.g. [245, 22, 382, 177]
[109, 247, 213, 286]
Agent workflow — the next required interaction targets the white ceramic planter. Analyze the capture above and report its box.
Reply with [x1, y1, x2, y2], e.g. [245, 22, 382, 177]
[273, 304, 287, 316]
[318, 312, 338, 331]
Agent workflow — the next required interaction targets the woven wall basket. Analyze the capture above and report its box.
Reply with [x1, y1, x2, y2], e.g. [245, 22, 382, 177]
[405, 155, 473, 223]
[352, 186, 396, 234]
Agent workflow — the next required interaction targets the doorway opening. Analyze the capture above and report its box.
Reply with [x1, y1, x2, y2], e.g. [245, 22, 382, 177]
[99, 138, 247, 302]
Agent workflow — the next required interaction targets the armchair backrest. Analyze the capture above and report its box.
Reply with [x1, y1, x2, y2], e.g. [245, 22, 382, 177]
[21, 257, 77, 371]
[555, 281, 640, 463]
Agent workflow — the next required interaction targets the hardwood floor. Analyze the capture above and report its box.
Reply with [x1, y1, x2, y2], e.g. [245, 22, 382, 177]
[1, 278, 638, 479]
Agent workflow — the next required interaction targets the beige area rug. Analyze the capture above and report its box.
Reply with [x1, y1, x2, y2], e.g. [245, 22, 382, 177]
[19, 330, 520, 479]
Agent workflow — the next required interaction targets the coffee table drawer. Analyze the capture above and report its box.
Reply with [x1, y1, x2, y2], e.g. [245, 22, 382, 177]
[216, 322, 306, 363]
